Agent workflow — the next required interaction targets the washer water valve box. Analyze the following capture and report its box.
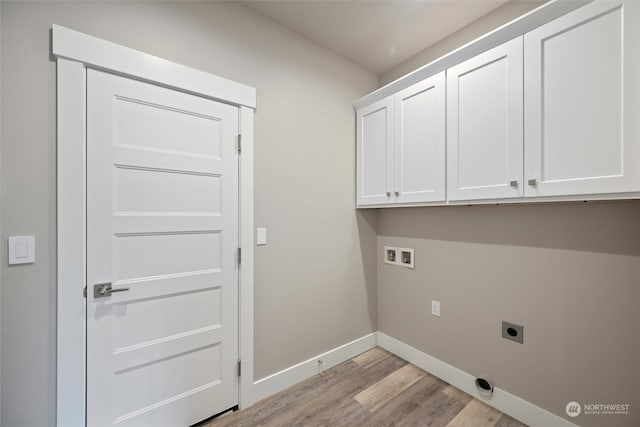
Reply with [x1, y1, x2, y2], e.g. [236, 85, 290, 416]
[384, 246, 414, 269]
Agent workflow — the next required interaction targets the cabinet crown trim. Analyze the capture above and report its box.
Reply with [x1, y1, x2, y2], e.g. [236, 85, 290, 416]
[353, 0, 586, 111]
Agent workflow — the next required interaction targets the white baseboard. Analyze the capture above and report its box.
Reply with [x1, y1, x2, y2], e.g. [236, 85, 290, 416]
[377, 332, 576, 427]
[252, 332, 377, 404]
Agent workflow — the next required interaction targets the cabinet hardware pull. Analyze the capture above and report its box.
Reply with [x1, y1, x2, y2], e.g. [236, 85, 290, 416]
[386, 192, 391, 197]
[528, 179, 537, 186]
[509, 180, 518, 187]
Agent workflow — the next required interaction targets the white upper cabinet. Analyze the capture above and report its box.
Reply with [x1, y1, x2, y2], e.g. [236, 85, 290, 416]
[357, 96, 393, 206]
[355, 1, 640, 208]
[446, 37, 524, 201]
[394, 72, 446, 204]
[524, 1, 640, 197]
[357, 72, 445, 207]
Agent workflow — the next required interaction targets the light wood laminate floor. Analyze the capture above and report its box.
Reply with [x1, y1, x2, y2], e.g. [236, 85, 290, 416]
[208, 347, 527, 427]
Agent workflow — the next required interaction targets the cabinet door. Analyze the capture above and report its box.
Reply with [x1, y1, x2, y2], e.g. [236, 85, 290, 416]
[357, 96, 394, 206]
[524, 1, 640, 197]
[447, 37, 524, 201]
[394, 71, 446, 203]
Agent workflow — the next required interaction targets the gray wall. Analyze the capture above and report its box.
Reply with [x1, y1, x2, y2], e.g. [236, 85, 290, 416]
[377, 203, 640, 427]
[379, 0, 545, 86]
[0, 2, 378, 426]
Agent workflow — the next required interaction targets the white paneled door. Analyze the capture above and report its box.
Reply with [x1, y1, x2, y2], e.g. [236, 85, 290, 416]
[87, 69, 239, 426]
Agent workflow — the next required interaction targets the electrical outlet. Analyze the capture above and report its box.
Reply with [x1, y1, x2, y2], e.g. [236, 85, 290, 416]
[502, 321, 523, 344]
[431, 300, 440, 316]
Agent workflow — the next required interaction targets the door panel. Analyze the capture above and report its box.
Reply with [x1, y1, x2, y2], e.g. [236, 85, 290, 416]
[115, 95, 223, 157]
[113, 231, 221, 281]
[394, 71, 446, 203]
[357, 97, 394, 206]
[447, 37, 524, 201]
[113, 287, 220, 348]
[114, 167, 222, 214]
[87, 69, 239, 426]
[524, 1, 640, 197]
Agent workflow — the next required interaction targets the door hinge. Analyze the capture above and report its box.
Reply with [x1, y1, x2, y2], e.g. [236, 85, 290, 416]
[238, 247, 242, 266]
[237, 134, 242, 154]
[237, 359, 242, 377]
[83, 286, 87, 298]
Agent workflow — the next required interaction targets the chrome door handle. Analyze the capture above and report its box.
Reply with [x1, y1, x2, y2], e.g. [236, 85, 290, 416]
[93, 282, 130, 298]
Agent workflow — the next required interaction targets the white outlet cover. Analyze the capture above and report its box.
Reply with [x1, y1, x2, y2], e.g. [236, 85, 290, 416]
[431, 300, 441, 316]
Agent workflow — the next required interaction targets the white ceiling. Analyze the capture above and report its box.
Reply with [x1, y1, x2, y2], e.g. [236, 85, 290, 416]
[241, 0, 510, 74]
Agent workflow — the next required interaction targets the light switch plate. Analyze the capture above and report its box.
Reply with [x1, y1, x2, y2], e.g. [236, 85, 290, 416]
[8, 235, 35, 265]
[256, 228, 267, 246]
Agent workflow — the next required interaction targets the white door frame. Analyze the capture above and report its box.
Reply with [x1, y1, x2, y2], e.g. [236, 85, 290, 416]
[53, 25, 256, 427]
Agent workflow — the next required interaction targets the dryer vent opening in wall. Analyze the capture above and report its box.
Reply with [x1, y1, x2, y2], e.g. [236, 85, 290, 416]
[475, 377, 494, 397]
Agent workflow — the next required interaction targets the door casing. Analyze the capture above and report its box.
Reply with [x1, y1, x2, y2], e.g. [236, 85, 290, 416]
[54, 25, 256, 427]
